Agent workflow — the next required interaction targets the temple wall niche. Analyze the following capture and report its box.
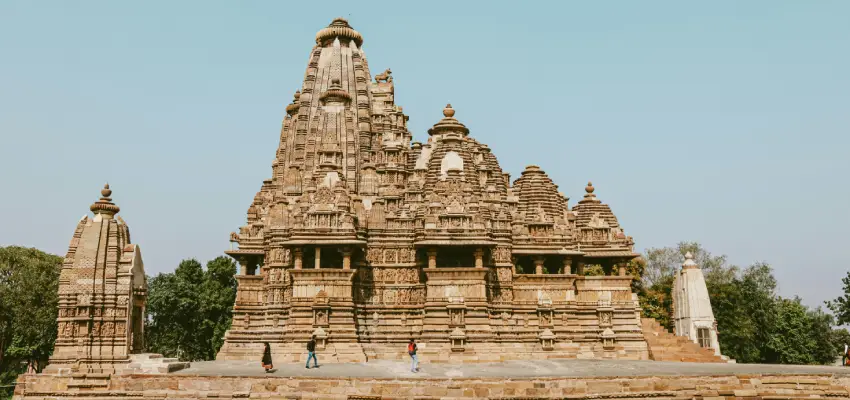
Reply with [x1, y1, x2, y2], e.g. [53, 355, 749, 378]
[440, 151, 463, 179]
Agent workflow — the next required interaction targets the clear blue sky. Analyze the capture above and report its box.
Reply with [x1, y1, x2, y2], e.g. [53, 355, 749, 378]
[1, 1, 848, 308]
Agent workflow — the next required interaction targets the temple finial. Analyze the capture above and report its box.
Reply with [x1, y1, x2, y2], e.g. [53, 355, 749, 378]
[585, 181, 595, 194]
[683, 251, 698, 268]
[428, 103, 469, 136]
[91, 183, 120, 216]
[443, 104, 455, 118]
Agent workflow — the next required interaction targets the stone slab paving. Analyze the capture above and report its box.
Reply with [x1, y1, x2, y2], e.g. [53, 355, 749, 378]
[178, 359, 850, 378]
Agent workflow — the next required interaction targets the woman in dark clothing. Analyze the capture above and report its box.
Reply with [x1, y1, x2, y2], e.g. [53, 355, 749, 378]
[262, 342, 275, 373]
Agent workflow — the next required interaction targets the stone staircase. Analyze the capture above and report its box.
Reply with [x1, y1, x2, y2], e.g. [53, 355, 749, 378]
[641, 318, 728, 363]
[122, 353, 191, 374]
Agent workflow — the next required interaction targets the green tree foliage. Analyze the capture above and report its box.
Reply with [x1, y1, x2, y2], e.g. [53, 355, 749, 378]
[639, 274, 675, 330]
[0, 246, 62, 398]
[145, 257, 236, 361]
[638, 243, 838, 365]
[826, 271, 850, 326]
[639, 242, 730, 331]
[642, 242, 728, 287]
[582, 264, 605, 276]
[831, 328, 850, 361]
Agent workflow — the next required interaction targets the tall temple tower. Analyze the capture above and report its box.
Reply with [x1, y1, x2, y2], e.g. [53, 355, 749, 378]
[221, 18, 645, 363]
[673, 252, 723, 356]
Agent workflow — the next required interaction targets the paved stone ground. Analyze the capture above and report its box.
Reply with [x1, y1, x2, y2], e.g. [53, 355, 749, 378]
[178, 359, 850, 378]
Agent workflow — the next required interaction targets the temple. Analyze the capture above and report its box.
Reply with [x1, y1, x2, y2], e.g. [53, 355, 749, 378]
[45, 184, 187, 378]
[673, 252, 725, 358]
[218, 18, 648, 362]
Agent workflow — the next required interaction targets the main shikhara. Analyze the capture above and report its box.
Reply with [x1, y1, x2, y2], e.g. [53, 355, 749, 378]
[219, 18, 648, 362]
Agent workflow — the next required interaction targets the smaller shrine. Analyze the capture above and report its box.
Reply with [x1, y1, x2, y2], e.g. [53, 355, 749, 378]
[672, 252, 725, 358]
[44, 184, 187, 376]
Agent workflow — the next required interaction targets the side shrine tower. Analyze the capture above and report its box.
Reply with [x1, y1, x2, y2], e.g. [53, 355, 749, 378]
[45, 185, 187, 376]
[219, 18, 647, 363]
[673, 252, 724, 357]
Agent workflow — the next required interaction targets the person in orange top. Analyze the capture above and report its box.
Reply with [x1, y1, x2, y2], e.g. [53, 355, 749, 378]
[408, 338, 419, 373]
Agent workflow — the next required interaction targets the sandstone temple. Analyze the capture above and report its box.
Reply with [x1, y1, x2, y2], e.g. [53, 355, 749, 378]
[19, 16, 811, 400]
[219, 17, 658, 363]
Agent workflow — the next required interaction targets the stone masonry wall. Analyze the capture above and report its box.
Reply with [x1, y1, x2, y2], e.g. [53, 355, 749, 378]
[15, 373, 850, 399]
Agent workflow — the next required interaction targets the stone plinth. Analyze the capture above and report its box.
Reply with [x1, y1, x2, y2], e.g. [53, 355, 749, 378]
[15, 361, 850, 400]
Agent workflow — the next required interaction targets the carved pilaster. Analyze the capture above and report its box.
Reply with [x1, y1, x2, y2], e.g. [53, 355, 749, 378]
[294, 248, 303, 270]
[533, 256, 545, 275]
[563, 257, 573, 275]
[315, 247, 321, 269]
[474, 248, 484, 268]
[239, 256, 248, 276]
[427, 248, 437, 269]
[341, 247, 352, 270]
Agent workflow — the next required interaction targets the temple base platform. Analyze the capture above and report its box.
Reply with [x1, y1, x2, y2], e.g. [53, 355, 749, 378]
[14, 359, 850, 399]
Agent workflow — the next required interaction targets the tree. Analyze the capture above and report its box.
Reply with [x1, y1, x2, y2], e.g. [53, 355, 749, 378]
[826, 271, 850, 325]
[582, 264, 605, 276]
[831, 328, 850, 362]
[0, 246, 62, 397]
[639, 242, 838, 365]
[763, 297, 836, 365]
[145, 257, 236, 361]
[199, 257, 237, 360]
[639, 274, 675, 330]
[642, 242, 728, 288]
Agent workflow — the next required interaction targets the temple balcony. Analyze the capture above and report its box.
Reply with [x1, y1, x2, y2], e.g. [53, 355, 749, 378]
[512, 274, 577, 305]
[574, 275, 636, 306]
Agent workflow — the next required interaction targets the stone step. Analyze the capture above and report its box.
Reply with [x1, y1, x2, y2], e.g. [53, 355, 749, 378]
[641, 317, 726, 363]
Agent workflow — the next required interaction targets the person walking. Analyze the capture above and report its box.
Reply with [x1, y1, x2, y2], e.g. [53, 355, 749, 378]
[261, 342, 276, 373]
[408, 338, 419, 373]
[306, 335, 319, 369]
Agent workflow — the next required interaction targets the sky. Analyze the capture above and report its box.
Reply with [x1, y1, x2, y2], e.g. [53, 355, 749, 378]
[1, 1, 848, 309]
